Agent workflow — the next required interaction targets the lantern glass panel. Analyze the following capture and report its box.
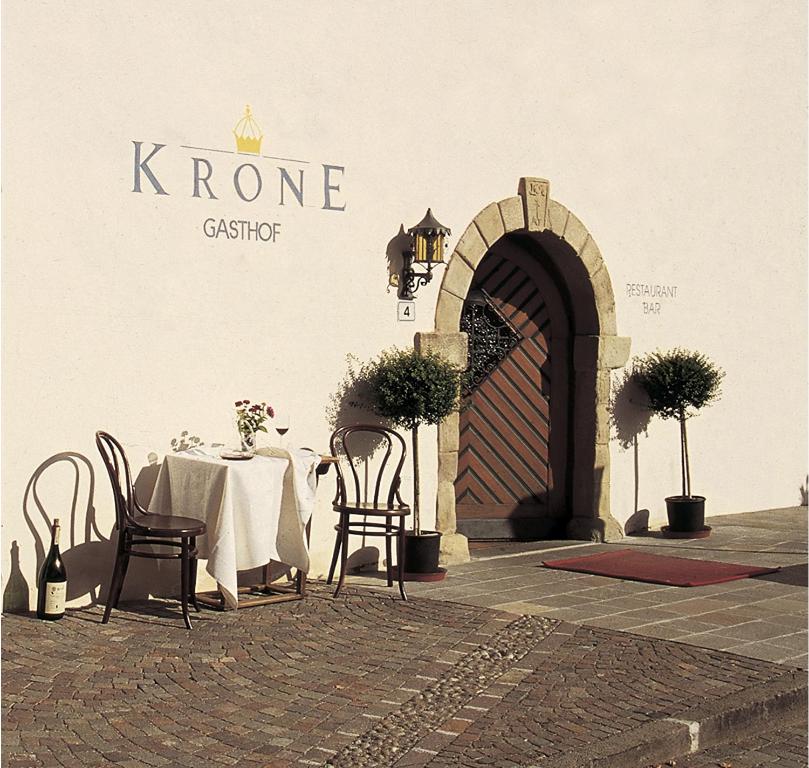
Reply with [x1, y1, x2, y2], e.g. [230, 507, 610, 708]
[414, 233, 429, 263]
[432, 233, 445, 263]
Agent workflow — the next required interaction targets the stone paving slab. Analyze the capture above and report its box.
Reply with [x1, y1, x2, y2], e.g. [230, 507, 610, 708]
[393, 508, 808, 667]
[2, 586, 806, 768]
[400, 563, 808, 666]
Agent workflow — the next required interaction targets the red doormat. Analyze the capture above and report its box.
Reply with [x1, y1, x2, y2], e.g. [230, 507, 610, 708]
[542, 549, 779, 587]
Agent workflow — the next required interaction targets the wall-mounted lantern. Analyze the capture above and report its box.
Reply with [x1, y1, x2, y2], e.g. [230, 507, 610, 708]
[397, 209, 451, 300]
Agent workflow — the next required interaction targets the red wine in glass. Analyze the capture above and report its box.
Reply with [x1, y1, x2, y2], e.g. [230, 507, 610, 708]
[275, 415, 290, 446]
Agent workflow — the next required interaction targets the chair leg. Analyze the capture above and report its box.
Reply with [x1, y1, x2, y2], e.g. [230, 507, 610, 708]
[295, 567, 306, 597]
[385, 519, 393, 587]
[113, 548, 131, 608]
[334, 514, 349, 598]
[180, 540, 192, 630]
[298, 518, 311, 597]
[102, 556, 123, 623]
[396, 520, 408, 601]
[189, 537, 200, 612]
[102, 536, 128, 623]
[327, 522, 343, 585]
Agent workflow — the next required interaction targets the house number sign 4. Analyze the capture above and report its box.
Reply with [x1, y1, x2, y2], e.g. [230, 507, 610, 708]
[397, 301, 415, 321]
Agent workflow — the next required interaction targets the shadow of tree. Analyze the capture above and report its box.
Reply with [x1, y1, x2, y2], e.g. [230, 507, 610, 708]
[326, 354, 391, 461]
[623, 509, 650, 535]
[610, 369, 653, 533]
[610, 369, 652, 450]
[324, 358, 405, 566]
[327, 355, 373, 430]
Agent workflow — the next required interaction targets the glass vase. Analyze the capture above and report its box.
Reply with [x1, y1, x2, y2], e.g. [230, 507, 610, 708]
[239, 425, 256, 454]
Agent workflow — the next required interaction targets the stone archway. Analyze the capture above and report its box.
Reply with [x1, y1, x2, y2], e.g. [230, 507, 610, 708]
[416, 177, 630, 565]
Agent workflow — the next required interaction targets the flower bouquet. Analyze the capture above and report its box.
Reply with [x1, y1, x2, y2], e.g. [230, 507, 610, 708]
[235, 400, 274, 453]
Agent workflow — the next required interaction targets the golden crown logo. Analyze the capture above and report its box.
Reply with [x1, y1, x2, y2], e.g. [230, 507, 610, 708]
[233, 105, 263, 154]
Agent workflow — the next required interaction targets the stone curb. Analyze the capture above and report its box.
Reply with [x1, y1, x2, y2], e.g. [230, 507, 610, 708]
[532, 670, 808, 768]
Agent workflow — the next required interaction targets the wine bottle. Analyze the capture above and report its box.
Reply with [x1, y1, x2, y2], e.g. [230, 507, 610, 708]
[36, 519, 67, 620]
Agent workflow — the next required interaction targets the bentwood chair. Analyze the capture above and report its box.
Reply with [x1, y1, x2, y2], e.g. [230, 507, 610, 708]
[95, 431, 207, 629]
[327, 425, 410, 600]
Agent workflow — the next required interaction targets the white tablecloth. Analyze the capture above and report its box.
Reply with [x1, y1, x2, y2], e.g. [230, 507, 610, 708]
[148, 446, 320, 608]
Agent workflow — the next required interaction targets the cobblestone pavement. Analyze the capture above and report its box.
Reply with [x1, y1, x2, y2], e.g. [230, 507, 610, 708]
[394, 507, 808, 667]
[659, 719, 808, 767]
[2, 585, 804, 768]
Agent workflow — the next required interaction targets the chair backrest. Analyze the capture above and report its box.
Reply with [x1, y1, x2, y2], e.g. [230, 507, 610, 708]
[330, 425, 408, 509]
[95, 431, 139, 528]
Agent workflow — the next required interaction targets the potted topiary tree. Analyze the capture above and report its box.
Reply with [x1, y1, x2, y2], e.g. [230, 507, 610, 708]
[634, 348, 724, 533]
[365, 347, 462, 576]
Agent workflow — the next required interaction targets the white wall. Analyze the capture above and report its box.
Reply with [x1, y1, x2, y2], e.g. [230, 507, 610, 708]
[3, 0, 806, 608]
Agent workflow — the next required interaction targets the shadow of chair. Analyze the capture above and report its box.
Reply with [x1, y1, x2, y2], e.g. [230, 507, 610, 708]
[17, 451, 115, 613]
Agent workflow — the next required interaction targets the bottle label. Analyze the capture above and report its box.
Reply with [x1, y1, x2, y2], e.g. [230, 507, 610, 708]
[44, 582, 66, 614]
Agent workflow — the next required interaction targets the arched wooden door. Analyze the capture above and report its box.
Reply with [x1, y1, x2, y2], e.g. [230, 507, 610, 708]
[455, 240, 571, 539]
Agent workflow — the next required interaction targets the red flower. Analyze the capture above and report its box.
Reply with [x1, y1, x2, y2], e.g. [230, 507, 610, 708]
[235, 399, 274, 435]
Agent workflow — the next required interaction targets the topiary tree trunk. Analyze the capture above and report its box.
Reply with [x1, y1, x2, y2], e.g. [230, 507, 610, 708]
[679, 407, 690, 497]
[411, 424, 420, 532]
[365, 348, 462, 535]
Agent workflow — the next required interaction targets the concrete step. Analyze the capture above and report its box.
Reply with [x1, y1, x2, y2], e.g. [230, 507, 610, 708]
[539, 670, 807, 768]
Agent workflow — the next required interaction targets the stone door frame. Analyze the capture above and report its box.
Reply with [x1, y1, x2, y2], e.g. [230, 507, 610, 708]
[416, 177, 630, 565]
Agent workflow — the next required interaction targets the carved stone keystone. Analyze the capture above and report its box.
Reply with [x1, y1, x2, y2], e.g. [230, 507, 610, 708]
[518, 177, 550, 231]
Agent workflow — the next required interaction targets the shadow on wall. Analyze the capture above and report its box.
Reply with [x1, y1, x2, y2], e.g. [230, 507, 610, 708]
[325, 355, 390, 458]
[133, 451, 161, 510]
[569, 466, 610, 542]
[3, 541, 29, 612]
[385, 225, 410, 298]
[324, 369, 396, 571]
[610, 369, 653, 534]
[7, 442, 200, 615]
[9, 452, 115, 613]
[170, 431, 204, 452]
[326, 355, 373, 435]
[132, 429, 221, 518]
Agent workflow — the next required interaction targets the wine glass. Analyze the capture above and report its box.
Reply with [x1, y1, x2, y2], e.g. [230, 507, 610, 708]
[274, 413, 290, 449]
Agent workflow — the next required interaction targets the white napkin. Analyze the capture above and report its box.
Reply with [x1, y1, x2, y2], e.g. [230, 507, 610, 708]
[256, 447, 320, 526]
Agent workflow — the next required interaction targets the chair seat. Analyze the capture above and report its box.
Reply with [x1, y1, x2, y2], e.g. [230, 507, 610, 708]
[131, 513, 207, 537]
[333, 502, 410, 517]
